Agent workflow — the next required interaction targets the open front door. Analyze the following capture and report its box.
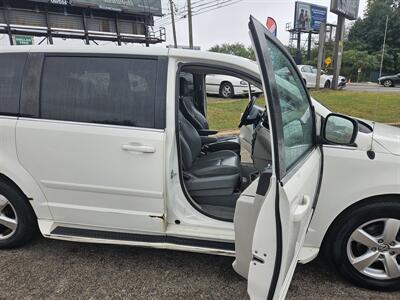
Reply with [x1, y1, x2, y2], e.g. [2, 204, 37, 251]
[234, 16, 323, 299]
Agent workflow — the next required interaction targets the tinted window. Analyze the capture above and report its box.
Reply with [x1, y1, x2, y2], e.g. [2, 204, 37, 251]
[40, 56, 158, 128]
[0, 53, 27, 115]
[268, 42, 314, 172]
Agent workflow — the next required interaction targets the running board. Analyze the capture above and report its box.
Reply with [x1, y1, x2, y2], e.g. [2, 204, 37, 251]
[51, 226, 235, 253]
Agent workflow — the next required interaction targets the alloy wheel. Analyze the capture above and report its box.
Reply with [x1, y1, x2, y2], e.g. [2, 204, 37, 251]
[0, 195, 18, 240]
[383, 80, 392, 87]
[221, 84, 233, 98]
[347, 218, 400, 280]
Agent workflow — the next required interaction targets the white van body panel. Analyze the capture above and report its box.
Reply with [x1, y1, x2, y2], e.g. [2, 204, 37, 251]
[0, 46, 397, 265]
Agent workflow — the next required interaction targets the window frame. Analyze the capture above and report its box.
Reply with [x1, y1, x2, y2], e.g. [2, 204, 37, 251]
[20, 52, 168, 130]
[249, 19, 318, 182]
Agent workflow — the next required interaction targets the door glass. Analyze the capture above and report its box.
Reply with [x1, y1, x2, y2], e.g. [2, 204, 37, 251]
[267, 42, 314, 171]
[40, 57, 159, 129]
[0, 53, 27, 115]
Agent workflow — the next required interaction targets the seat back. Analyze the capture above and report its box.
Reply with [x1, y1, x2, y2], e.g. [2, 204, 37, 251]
[179, 76, 209, 130]
[178, 112, 202, 170]
[180, 96, 209, 130]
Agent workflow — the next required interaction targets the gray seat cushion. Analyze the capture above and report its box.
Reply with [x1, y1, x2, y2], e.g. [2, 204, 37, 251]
[191, 150, 240, 177]
[178, 112, 241, 200]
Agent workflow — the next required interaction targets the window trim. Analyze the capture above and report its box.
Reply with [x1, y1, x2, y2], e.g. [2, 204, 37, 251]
[20, 52, 168, 130]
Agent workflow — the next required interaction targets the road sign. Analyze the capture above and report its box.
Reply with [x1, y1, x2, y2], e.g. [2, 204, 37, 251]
[325, 57, 332, 66]
[266, 17, 277, 37]
[330, 0, 360, 20]
[13, 35, 34, 45]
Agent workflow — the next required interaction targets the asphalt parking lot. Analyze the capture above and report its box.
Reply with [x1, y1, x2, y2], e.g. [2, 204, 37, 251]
[346, 83, 400, 93]
[1, 237, 399, 300]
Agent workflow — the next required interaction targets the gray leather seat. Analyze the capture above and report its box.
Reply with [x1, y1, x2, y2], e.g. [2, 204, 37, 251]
[179, 112, 241, 206]
[179, 77, 240, 153]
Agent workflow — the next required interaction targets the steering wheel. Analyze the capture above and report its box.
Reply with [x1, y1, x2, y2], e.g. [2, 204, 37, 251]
[239, 96, 257, 128]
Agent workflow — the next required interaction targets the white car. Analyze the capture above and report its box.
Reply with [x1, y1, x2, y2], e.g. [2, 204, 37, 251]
[0, 17, 399, 298]
[299, 65, 347, 89]
[298, 64, 331, 88]
[326, 74, 347, 89]
[206, 74, 262, 98]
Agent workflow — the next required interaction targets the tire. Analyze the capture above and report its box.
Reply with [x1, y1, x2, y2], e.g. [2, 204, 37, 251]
[383, 79, 393, 87]
[324, 200, 400, 291]
[0, 181, 37, 249]
[219, 82, 234, 98]
[324, 80, 331, 89]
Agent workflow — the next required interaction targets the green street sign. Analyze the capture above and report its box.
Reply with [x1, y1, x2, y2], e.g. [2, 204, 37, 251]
[14, 35, 34, 46]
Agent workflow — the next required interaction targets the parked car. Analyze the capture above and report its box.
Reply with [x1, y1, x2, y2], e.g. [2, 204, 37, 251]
[298, 65, 347, 89]
[0, 17, 399, 298]
[378, 73, 400, 87]
[298, 64, 331, 88]
[206, 74, 262, 98]
[326, 73, 347, 89]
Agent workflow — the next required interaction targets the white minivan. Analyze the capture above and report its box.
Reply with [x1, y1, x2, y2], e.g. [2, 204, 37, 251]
[0, 17, 399, 297]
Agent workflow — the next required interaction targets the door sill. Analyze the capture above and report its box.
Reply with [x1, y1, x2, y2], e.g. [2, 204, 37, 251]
[49, 226, 235, 256]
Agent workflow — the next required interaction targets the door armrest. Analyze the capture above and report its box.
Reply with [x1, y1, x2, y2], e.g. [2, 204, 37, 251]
[198, 129, 218, 136]
[201, 136, 218, 145]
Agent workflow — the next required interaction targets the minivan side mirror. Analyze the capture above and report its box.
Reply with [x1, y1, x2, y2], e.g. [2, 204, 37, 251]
[322, 114, 358, 146]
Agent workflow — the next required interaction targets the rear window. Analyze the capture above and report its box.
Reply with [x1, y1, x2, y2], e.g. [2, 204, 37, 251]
[0, 53, 27, 116]
[40, 56, 160, 129]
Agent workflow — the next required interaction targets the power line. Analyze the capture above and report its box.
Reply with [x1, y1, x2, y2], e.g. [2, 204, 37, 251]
[156, 0, 242, 27]
[155, 0, 216, 24]
[193, 0, 242, 16]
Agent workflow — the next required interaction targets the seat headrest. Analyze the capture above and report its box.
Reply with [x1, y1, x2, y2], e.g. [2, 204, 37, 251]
[180, 77, 190, 96]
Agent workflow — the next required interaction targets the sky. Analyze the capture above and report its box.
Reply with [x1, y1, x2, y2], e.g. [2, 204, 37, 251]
[156, 0, 368, 50]
[0, 0, 367, 48]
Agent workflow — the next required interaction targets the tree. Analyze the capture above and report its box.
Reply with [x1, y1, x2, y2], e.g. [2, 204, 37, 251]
[209, 43, 255, 60]
[347, 0, 400, 74]
[341, 49, 380, 81]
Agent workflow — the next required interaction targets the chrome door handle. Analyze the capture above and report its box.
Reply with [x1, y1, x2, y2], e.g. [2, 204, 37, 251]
[121, 144, 156, 153]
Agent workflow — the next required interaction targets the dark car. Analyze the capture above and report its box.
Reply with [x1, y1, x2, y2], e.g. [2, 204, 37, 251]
[378, 73, 400, 87]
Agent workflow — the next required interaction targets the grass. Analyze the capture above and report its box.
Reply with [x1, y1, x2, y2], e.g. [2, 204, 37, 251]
[207, 91, 400, 131]
[311, 91, 400, 124]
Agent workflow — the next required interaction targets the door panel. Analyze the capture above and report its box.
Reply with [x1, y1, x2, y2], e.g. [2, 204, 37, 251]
[16, 120, 165, 233]
[248, 149, 320, 299]
[16, 54, 167, 234]
[234, 16, 322, 299]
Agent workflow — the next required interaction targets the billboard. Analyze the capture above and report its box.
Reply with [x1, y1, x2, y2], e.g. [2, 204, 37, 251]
[2, 0, 166, 45]
[330, 0, 360, 20]
[29, 0, 162, 16]
[294, 1, 327, 32]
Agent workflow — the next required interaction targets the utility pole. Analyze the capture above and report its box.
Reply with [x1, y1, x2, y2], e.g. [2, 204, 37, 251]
[187, 0, 193, 49]
[295, 31, 301, 64]
[316, 23, 326, 90]
[379, 15, 389, 79]
[169, 0, 177, 48]
[307, 31, 312, 62]
[332, 15, 345, 90]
